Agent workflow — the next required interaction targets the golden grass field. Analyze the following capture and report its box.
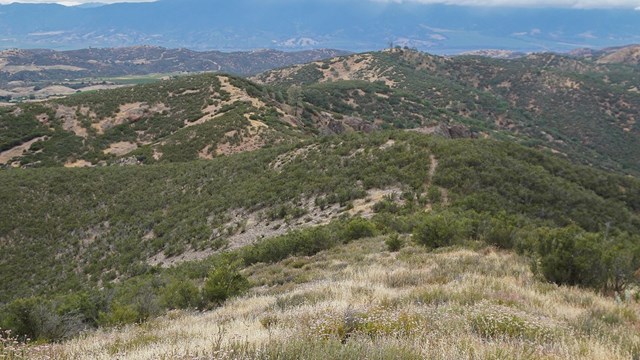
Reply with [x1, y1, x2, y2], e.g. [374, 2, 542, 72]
[10, 237, 640, 359]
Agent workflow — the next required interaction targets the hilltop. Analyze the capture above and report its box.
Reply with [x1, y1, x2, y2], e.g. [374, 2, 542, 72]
[571, 45, 640, 65]
[255, 47, 640, 174]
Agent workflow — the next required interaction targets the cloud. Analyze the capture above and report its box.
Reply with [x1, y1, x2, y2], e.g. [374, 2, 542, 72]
[375, 0, 640, 9]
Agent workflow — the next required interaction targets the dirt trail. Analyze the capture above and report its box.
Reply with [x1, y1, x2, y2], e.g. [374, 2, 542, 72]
[0, 136, 46, 164]
[428, 154, 438, 183]
[426, 154, 449, 207]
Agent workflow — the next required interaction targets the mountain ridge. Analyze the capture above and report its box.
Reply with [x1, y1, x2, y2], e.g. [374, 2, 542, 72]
[2, 1, 640, 52]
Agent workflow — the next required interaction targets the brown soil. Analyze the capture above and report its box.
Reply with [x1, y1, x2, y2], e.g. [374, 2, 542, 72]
[93, 102, 168, 134]
[103, 141, 138, 156]
[0, 136, 46, 164]
[56, 105, 90, 138]
[349, 187, 403, 218]
[64, 160, 93, 168]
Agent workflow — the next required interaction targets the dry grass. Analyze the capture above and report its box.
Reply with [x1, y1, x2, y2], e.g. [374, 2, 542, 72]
[24, 239, 640, 359]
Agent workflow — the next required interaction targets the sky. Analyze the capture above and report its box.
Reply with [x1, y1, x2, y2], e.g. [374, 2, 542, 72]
[0, 0, 639, 8]
[0, 0, 156, 4]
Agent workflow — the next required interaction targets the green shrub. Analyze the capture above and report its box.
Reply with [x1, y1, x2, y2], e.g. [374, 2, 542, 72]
[427, 187, 441, 204]
[529, 225, 640, 291]
[201, 260, 249, 307]
[161, 277, 201, 310]
[385, 233, 403, 252]
[98, 303, 139, 327]
[342, 218, 377, 241]
[412, 213, 462, 248]
[479, 212, 519, 249]
[534, 225, 606, 288]
[1, 298, 41, 340]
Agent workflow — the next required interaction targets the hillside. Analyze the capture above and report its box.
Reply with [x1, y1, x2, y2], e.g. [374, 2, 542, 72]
[1, 131, 640, 350]
[3, 47, 640, 174]
[23, 241, 640, 359]
[254, 48, 640, 174]
[0, 73, 308, 168]
[2, 47, 640, 359]
[571, 45, 640, 65]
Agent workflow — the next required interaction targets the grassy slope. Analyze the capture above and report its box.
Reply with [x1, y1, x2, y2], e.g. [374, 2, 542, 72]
[30, 238, 640, 360]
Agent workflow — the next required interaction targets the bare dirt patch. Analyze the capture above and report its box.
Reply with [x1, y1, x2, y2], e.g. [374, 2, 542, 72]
[152, 148, 163, 161]
[198, 145, 214, 160]
[93, 102, 168, 134]
[64, 160, 93, 168]
[36, 113, 49, 124]
[379, 139, 395, 150]
[103, 141, 138, 156]
[0, 136, 46, 164]
[349, 187, 403, 218]
[56, 105, 89, 138]
[78, 84, 128, 92]
[215, 116, 271, 156]
[36, 86, 76, 97]
[215, 133, 266, 156]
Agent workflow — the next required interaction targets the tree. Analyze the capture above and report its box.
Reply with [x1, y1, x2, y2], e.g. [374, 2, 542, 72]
[601, 232, 640, 293]
[535, 225, 605, 288]
[287, 85, 303, 116]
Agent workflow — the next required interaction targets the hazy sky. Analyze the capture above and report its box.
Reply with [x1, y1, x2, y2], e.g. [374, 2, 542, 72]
[379, 0, 640, 8]
[0, 0, 639, 8]
[0, 0, 156, 4]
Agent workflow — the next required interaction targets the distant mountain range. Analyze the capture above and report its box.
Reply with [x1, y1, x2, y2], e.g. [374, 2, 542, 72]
[0, 46, 348, 80]
[1, 0, 640, 53]
[0, 46, 348, 99]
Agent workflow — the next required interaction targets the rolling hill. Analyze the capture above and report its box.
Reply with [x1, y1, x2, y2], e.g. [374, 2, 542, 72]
[1, 46, 640, 359]
[3, 46, 640, 174]
[255, 47, 640, 174]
